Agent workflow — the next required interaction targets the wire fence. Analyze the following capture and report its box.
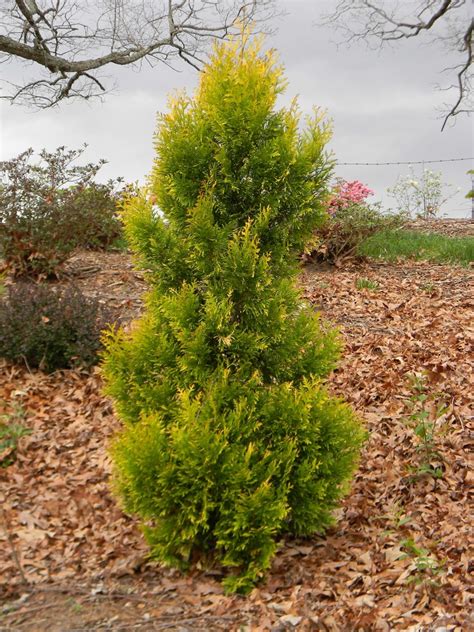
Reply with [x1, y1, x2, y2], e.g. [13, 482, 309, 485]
[334, 156, 473, 219]
[336, 157, 473, 166]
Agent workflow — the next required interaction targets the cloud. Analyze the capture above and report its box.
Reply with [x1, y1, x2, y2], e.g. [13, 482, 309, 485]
[0, 0, 471, 216]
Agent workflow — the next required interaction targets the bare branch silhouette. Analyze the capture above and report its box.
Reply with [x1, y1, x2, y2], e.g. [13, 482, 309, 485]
[0, 0, 275, 107]
[322, 0, 473, 130]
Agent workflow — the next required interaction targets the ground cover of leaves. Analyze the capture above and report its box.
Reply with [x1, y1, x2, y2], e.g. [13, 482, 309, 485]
[1, 250, 473, 631]
[402, 219, 474, 238]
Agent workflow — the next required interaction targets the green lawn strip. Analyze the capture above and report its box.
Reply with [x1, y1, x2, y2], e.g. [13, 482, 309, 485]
[358, 229, 474, 266]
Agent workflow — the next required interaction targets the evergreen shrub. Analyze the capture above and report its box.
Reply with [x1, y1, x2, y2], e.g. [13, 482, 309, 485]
[103, 34, 365, 593]
[0, 283, 109, 372]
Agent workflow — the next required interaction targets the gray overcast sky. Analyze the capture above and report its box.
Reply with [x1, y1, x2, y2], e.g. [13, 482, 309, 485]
[0, 0, 472, 216]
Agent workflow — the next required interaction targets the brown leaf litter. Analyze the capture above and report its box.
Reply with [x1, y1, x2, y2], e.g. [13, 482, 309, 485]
[0, 247, 473, 631]
[403, 218, 474, 238]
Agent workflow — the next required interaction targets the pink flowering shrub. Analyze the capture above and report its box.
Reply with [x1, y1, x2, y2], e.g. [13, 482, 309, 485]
[327, 179, 374, 215]
[311, 178, 402, 264]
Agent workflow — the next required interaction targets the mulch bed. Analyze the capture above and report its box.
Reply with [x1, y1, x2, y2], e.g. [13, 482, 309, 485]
[403, 218, 474, 238]
[0, 244, 472, 631]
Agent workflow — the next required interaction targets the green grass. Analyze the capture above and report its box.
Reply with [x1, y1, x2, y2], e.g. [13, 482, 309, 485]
[0, 403, 30, 467]
[355, 277, 379, 291]
[358, 229, 474, 266]
[109, 234, 129, 253]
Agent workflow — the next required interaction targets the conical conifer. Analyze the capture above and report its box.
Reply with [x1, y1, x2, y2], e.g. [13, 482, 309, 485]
[103, 34, 365, 593]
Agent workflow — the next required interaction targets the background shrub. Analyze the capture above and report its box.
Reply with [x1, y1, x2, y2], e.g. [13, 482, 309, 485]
[327, 179, 374, 214]
[67, 182, 124, 250]
[0, 145, 123, 277]
[103, 35, 365, 593]
[0, 283, 110, 372]
[314, 201, 404, 264]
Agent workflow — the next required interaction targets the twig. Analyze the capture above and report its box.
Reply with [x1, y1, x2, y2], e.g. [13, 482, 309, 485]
[24, 585, 159, 600]
[104, 615, 238, 631]
[0, 505, 29, 585]
[3, 601, 64, 622]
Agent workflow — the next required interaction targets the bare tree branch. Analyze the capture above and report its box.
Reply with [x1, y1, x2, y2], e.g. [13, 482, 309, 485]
[322, 0, 473, 130]
[0, 0, 276, 107]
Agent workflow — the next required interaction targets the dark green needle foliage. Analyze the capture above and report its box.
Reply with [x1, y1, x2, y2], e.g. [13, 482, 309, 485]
[103, 34, 365, 593]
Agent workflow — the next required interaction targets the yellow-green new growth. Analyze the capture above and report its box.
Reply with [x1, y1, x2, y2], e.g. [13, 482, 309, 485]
[103, 32, 364, 593]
